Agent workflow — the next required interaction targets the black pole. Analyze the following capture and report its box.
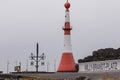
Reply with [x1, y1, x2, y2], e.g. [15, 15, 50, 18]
[36, 43, 39, 72]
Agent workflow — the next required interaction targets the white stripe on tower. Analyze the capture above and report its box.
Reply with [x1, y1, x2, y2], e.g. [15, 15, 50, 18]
[64, 35, 72, 52]
[65, 11, 70, 22]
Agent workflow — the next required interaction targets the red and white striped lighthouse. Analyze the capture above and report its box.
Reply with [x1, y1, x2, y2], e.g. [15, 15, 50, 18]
[57, 0, 76, 72]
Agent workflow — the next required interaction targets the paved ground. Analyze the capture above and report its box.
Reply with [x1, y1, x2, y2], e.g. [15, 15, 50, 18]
[12, 71, 120, 80]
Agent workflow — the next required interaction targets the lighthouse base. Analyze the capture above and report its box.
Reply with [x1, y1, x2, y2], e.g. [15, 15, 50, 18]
[57, 53, 76, 72]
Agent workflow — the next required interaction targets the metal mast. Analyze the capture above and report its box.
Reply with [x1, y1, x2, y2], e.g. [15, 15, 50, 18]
[30, 43, 45, 72]
[36, 43, 39, 72]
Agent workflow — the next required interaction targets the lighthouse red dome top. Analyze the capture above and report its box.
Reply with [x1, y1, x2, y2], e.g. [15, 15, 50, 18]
[64, 0, 70, 9]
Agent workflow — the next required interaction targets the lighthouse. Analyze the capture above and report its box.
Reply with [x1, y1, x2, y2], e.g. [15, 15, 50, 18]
[57, 0, 76, 72]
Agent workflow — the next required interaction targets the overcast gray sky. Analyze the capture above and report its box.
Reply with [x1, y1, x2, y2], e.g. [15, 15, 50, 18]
[0, 0, 120, 73]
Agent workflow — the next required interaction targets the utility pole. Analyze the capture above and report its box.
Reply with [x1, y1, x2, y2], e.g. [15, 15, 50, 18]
[7, 60, 9, 73]
[47, 62, 49, 72]
[26, 59, 28, 71]
[54, 60, 56, 72]
[30, 43, 45, 72]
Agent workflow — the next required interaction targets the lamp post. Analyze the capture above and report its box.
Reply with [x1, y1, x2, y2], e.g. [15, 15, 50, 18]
[30, 43, 45, 72]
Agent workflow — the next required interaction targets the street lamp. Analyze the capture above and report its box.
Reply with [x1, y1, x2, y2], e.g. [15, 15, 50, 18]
[30, 43, 45, 72]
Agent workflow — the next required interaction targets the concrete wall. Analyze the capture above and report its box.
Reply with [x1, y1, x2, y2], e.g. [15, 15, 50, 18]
[78, 59, 120, 73]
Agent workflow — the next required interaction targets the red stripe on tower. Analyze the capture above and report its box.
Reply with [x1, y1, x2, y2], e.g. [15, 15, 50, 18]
[57, 0, 76, 72]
